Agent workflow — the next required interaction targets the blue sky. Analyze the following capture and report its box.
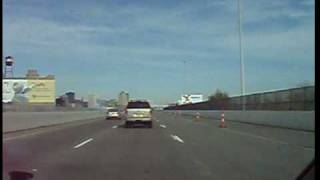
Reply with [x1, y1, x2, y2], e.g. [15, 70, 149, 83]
[3, 0, 314, 104]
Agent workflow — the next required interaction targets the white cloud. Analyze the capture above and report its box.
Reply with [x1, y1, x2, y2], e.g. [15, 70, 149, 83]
[300, 0, 314, 6]
[242, 0, 314, 23]
[243, 24, 314, 64]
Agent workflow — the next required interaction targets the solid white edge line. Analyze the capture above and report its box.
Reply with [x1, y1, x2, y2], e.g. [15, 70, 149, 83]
[4, 131, 45, 141]
[73, 138, 93, 149]
[4, 119, 101, 142]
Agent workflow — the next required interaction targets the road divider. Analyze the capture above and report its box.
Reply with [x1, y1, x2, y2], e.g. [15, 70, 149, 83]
[195, 112, 201, 122]
[165, 110, 314, 131]
[3, 111, 106, 133]
[73, 138, 93, 149]
[219, 112, 227, 128]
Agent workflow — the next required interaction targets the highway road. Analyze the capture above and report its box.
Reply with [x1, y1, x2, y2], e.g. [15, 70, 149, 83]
[3, 111, 314, 180]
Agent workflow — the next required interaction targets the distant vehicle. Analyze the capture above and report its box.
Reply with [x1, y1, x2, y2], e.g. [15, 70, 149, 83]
[125, 100, 152, 128]
[106, 108, 121, 120]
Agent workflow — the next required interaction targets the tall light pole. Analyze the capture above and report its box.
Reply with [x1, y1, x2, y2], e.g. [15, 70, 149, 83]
[183, 60, 187, 95]
[237, 0, 246, 110]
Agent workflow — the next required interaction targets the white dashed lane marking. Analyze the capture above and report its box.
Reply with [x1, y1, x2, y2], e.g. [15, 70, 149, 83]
[73, 138, 93, 149]
[160, 124, 167, 128]
[171, 135, 184, 143]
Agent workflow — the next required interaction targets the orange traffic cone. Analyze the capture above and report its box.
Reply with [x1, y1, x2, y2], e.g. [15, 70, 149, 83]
[219, 112, 227, 128]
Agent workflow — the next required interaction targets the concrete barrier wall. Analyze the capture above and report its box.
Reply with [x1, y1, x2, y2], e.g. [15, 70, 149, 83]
[165, 110, 314, 131]
[3, 110, 106, 133]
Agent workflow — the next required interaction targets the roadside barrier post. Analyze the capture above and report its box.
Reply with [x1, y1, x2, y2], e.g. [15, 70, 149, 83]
[195, 112, 200, 121]
[219, 112, 227, 128]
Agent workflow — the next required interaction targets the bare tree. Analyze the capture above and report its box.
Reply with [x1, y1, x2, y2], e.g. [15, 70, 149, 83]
[208, 89, 229, 101]
[208, 89, 230, 110]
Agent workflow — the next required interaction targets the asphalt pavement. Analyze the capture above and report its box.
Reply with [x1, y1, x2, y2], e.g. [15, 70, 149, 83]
[3, 111, 314, 180]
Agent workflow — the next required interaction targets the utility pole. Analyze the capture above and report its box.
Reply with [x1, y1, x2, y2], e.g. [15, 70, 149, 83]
[183, 60, 187, 95]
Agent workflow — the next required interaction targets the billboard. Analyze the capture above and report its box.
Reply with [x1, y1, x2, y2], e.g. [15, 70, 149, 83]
[179, 94, 203, 105]
[2, 79, 56, 103]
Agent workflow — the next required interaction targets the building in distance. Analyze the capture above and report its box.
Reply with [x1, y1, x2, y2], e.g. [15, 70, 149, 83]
[118, 91, 129, 108]
[56, 92, 87, 108]
[88, 94, 97, 108]
[26, 69, 40, 78]
[65, 91, 75, 103]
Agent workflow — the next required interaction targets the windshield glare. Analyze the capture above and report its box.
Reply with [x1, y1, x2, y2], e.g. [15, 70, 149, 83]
[3, 0, 314, 180]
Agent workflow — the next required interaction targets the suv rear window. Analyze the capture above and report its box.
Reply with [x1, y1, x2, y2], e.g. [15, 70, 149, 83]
[108, 109, 118, 112]
[127, 101, 151, 108]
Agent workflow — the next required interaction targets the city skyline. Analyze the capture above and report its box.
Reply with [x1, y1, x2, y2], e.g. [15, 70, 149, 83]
[3, 0, 315, 104]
